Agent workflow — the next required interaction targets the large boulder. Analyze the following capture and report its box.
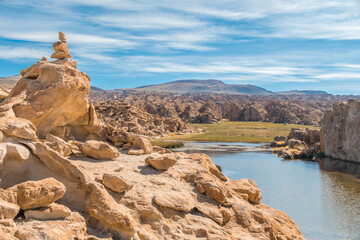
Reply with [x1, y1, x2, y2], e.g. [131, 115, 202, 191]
[82, 140, 119, 159]
[9, 178, 66, 210]
[4, 53, 91, 139]
[230, 179, 262, 204]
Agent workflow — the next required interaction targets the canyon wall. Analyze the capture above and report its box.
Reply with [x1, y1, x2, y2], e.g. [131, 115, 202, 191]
[321, 99, 360, 163]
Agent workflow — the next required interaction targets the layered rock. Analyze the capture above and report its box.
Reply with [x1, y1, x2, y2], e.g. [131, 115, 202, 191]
[321, 99, 360, 162]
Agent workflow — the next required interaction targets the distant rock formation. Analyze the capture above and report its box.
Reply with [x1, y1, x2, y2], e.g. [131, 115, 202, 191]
[0, 33, 305, 239]
[272, 128, 322, 160]
[321, 99, 360, 163]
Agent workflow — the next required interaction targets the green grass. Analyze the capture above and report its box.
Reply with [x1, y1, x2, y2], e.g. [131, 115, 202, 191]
[160, 121, 320, 143]
[151, 140, 184, 149]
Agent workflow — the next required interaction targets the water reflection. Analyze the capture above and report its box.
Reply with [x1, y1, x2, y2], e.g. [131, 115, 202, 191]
[176, 142, 360, 240]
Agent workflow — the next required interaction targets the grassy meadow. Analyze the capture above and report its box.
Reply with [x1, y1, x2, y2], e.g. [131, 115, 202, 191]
[159, 121, 320, 143]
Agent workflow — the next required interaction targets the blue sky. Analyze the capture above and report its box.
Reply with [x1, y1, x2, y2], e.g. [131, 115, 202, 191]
[1, 0, 360, 94]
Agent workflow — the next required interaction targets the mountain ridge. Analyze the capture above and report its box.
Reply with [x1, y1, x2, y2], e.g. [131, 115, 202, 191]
[0, 76, 328, 95]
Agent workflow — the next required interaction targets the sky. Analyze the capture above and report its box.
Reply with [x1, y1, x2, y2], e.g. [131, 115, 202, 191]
[1, 0, 360, 94]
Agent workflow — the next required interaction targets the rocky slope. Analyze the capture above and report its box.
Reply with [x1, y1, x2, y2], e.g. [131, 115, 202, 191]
[93, 100, 203, 137]
[90, 91, 359, 125]
[321, 99, 360, 163]
[0, 32, 304, 240]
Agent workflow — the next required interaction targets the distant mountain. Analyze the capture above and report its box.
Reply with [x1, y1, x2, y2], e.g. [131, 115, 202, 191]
[90, 86, 105, 92]
[0, 76, 329, 96]
[0, 75, 21, 89]
[135, 79, 274, 95]
[276, 90, 328, 95]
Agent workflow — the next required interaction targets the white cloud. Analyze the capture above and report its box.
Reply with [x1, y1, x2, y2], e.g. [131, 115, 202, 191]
[91, 13, 206, 30]
[0, 46, 51, 60]
[313, 73, 360, 79]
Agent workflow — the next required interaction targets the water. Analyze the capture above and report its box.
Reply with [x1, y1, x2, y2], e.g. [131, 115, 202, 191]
[175, 142, 360, 240]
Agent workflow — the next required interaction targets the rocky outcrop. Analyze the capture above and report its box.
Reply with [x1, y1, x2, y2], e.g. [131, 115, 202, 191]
[145, 155, 177, 170]
[321, 99, 360, 163]
[0, 33, 304, 240]
[272, 127, 322, 160]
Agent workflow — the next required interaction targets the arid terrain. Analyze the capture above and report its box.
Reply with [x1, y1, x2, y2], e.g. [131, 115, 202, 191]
[0, 33, 306, 240]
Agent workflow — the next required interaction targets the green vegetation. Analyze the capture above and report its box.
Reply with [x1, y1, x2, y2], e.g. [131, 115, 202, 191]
[162, 121, 320, 143]
[151, 140, 184, 149]
[215, 164, 222, 172]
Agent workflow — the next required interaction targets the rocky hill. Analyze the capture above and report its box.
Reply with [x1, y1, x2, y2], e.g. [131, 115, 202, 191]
[0, 32, 304, 239]
[133, 79, 274, 95]
[0, 75, 21, 89]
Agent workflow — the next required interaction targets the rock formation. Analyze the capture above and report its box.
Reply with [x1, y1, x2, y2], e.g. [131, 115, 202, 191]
[51, 32, 72, 59]
[321, 99, 360, 163]
[0, 33, 304, 239]
[272, 127, 322, 160]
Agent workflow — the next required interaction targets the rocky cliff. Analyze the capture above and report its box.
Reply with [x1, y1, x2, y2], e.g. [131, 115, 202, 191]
[0, 33, 304, 239]
[321, 99, 360, 163]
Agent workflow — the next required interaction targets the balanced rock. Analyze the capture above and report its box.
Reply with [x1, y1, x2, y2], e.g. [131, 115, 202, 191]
[145, 155, 177, 170]
[51, 32, 72, 59]
[24, 203, 71, 220]
[102, 174, 131, 193]
[0, 189, 20, 219]
[82, 140, 119, 159]
[9, 178, 66, 210]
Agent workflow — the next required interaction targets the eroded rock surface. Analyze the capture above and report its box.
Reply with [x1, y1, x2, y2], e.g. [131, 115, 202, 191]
[0, 33, 305, 240]
[321, 99, 360, 163]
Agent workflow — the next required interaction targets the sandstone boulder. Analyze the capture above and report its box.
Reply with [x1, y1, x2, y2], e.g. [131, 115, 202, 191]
[9, 178, 66, 210]
[5, 57, 90, 139]
[82, 140, 119, 159]
[0, 189, 19, 219]
[24, 203, 71, 220]
[145, 155, 177, 170]
[85, 184, 136, 238]
[102, 174, 132, 193]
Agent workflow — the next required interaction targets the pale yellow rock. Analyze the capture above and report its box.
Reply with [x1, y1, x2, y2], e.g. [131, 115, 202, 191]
[6, 58, 90, 138]
[9, 178, 66, 210]
[102, 174, 132, 193]
[0, 117, 37, 140]
[24, 203, 71, 220]
[82, 140, 119, 159]
[0, 189, 19, 219]
[154, 191, 196, 212]
[85, 184, 136, 238]
[230, 178, 262, 204]
[145, 155, 177, 170]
